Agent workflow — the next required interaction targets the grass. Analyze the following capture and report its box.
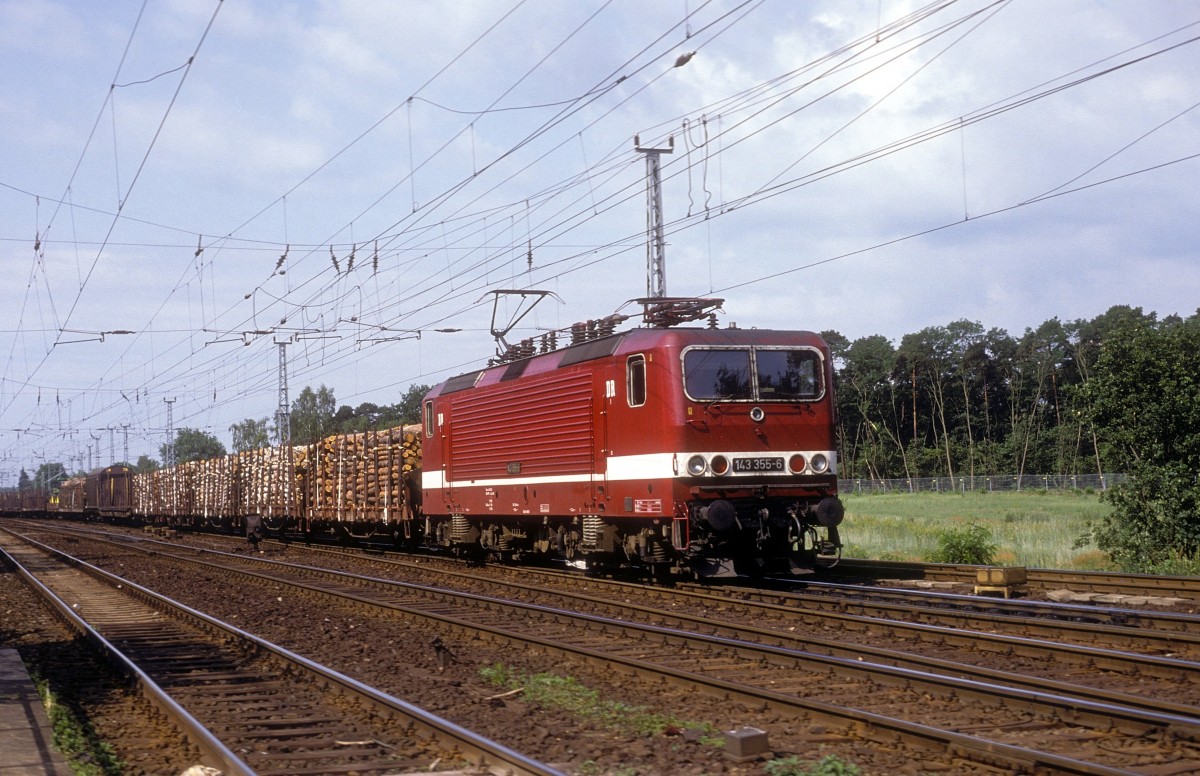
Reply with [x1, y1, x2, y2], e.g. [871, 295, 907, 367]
[479, 663, 721, 744]
[29, 668, 125, 776]
[766, 754, 861, 776]
[840, 490, 1115, 570]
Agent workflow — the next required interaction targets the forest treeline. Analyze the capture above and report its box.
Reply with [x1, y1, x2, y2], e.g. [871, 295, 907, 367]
[821, 305, 1190, 481]
[224, 382, 430, 456]
[823, 304, 1200, 570]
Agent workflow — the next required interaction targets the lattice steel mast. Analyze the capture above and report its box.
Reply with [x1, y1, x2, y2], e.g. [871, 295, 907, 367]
[635, 134, 674, 299]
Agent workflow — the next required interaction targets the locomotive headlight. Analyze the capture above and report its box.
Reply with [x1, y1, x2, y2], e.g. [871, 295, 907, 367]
[810, 453, 829, 473]
[710, 455, 730, 475]
[687, 455, 708, 476]
[788, 454, 807, 474]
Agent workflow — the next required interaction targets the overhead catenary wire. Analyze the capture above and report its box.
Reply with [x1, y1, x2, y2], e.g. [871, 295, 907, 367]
[3, 2, 1196, 469]
[0, 0, 224, 425]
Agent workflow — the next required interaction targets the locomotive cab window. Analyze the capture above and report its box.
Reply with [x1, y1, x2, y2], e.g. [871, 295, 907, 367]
[627, 354, 646, 407]
[756, 348, 821, 400]
[423, 400, 435, 437]
[683, 349, 752, 400]
[683, 346, 823, 402]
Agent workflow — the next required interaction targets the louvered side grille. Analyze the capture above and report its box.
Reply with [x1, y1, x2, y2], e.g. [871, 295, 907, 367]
[449, 372, 594, 480]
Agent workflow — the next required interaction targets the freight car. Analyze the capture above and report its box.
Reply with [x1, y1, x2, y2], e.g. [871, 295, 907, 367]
[0, 488, 26, 513]
[86, 465, 134, 518]
[5, 472, 138, 521]
[0, 466, 130, 520]
[124, 428, 420, 533]
[420, 313, 843, 577]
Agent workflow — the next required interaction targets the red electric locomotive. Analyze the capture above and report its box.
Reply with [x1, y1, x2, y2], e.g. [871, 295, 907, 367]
[420, 299, 844, 577]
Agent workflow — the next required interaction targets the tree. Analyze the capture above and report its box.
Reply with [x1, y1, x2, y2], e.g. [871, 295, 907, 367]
[291, 385, 337, 444]
[333, 402, 384, 433]
[230, 417, 272, 452]
[897, 324, 963, 479]
[161, 427, 226, 464]
[839, 335, 903, 479]
[325, 385, 431, 434]
[1065, 306, 1160, 479]
[33, 462, 67, 490]
[17, 468, 31, 490]
[819, 330, 850, 369]
[134, 455, 159, 473]
[395, 383, 432, 425]
[1079, 313, 1200, 569]
[961, 327, 1014, 476]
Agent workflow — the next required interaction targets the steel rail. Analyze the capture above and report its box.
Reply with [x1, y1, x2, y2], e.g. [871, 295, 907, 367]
[714, 578, 1200, 648]
[210, 542, 1200, 714]
[246, 529, 1200, 637]
[754, 576, 1200, 630]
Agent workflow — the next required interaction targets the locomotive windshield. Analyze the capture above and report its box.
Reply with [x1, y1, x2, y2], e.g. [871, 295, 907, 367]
[683, 347, 822, 402]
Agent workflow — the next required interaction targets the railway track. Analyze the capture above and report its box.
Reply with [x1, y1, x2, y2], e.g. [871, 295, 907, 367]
[0, 526, 563, 776]
[211, 528, 1200, 662]
[37, 523, 1200, 691]
[20, 522, 1200, 774]
[202, 532, 1200, 706]
[696, 579, 1200, 654]
[835, 558, 1200, 601]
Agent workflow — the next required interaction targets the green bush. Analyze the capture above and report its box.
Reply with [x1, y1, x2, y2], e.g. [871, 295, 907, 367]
[926, 521, 997, 564]
[1145, 553, 1200, 576]
[1086, 463, 1200, 571]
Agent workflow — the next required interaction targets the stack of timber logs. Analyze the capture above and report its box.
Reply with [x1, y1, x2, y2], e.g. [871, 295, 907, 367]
[130, 423, 422, 524]
[135, 465, 188, 518]
[58, 478, 86, 512]
[302, 425, 421, 523]
[235, 445, 298, 519]
[187, 456, 234, 521]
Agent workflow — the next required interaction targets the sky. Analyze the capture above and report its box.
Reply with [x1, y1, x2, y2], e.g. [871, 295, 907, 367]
[1, 0, 1197, 480]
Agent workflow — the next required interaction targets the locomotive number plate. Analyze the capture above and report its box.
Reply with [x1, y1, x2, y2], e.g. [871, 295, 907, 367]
[733, 457, 784, 473]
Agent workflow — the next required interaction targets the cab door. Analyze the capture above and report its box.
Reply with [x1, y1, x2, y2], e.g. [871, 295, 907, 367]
[424, 398, 453, 509]
[597, 363, 619, 503]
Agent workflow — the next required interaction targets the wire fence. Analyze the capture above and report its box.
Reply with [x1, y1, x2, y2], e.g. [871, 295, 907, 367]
[838, 473, 1126, 495]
